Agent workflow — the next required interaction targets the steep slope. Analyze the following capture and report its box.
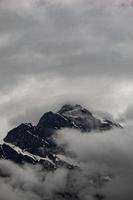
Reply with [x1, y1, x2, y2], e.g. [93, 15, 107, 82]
[1, 104, 122, 169]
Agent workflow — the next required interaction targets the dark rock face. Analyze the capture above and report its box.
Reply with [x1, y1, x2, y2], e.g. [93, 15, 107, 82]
[0, 144, 36, 164]
[4, 123, 45, 150]
[36, 111, 74, 138]
[58, 104, 101, 131]
[37, 104, 122, 134]
[1, 104, 122, 169]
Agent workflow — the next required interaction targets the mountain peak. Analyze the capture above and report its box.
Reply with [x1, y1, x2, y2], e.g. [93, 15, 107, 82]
[58, 104, 82, 113]
[58, 104, 93, 117]
[1, 104, 122, 169]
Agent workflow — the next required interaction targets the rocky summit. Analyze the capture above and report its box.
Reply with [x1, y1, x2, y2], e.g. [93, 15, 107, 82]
[0, 104, 122, 169]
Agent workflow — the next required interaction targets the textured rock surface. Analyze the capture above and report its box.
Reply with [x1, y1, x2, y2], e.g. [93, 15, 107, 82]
[1, 104, 122, 169]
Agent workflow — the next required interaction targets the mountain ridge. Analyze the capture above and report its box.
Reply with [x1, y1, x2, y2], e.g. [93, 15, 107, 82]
[0, 104, 122, 169]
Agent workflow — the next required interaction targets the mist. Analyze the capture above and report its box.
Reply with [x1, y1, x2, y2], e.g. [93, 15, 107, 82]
[0, 121, 133, 199]
[0, 160, 68, 200]
[55, 122, 133, 199]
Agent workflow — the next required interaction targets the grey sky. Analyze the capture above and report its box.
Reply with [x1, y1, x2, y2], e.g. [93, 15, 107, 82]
[0, 0, 133, 138]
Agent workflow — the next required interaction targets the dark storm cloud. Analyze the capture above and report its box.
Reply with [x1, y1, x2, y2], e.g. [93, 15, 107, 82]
[0, 0, 133, 84]
[0, 0, 133, 138]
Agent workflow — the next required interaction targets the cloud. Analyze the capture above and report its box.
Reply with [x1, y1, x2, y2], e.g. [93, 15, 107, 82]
[1, 121, 133, 199]
[0, 1, 133, 199]
[1, 73, 133, 140]
[55, 123, 133, 199]
[0, 0, 133, 81]
[0, 159, 68, 200]
[0, 124, 133, 200]
[0, 0, 133, 139]
[121, 104, 133, 122]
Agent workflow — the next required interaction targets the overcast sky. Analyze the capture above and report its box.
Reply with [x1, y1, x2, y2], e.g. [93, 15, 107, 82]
[0, 0, 133, 138]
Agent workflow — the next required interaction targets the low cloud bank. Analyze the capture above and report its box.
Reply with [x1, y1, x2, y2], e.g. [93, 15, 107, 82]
[56, 124, 133, 199]
[0, 123, 133, 199]
[0, 160, 68, 200]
